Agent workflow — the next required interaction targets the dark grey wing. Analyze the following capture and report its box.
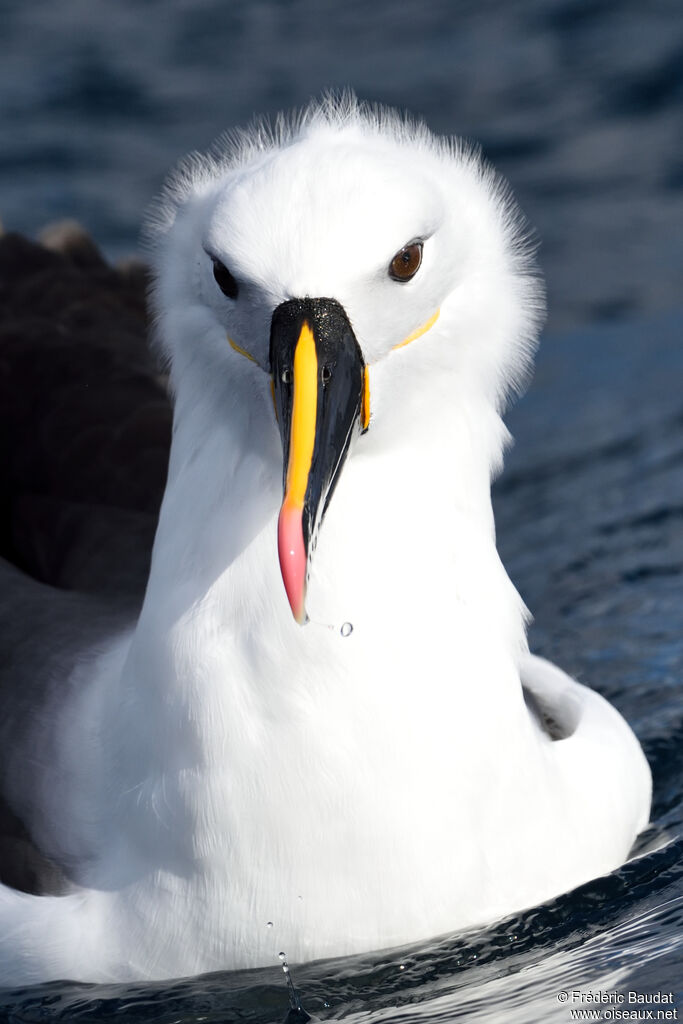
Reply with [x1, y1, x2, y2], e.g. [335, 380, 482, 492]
[0, 224, 171, 891]
[0, 224, 171, 595]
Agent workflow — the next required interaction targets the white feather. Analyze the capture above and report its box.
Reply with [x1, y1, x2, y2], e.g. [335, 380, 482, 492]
[0, 95, 650, 984]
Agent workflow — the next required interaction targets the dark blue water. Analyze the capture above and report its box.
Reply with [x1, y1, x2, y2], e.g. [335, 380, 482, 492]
[1, 0, 682, 334]
[1, 0, 682, 1020]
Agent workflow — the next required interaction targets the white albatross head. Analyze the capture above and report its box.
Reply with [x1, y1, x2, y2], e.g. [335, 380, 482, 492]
[146, 94, 544, 625]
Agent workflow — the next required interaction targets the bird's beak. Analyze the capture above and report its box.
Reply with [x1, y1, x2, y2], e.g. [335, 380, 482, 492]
[270, 298, 367, 624]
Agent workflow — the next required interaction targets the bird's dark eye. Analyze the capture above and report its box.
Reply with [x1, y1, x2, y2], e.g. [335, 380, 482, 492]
[389, 242, 423, 282]
[212, 258, 239, 300]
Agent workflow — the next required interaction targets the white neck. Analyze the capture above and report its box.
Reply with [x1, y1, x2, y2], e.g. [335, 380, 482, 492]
[103, 340, 530, 877]
[46, 330, 545, 965]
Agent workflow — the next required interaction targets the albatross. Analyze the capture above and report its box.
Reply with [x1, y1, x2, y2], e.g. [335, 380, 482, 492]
[0, 96, 651, 985]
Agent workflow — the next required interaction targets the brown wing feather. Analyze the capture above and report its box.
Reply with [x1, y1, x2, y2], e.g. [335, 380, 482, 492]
[0, 225, 171, 892]
[0, 225, 171, 593]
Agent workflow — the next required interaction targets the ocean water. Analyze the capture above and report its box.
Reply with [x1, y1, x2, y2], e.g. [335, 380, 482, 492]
[1, 0, 682, 1020]
[1, 0, 682, 334]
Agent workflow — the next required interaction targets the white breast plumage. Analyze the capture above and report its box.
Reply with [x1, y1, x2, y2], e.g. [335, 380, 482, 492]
[0, 93, 651, 985]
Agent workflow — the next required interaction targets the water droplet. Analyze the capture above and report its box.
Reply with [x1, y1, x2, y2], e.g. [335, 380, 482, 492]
[266, 921, 273, 928]
[340, 622, 353, 637]
[277, 951, 308, 1015]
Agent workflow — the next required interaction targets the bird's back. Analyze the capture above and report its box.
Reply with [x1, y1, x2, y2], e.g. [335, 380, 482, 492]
[0, 224, 172, 893]
[0, 224, 171, 595]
